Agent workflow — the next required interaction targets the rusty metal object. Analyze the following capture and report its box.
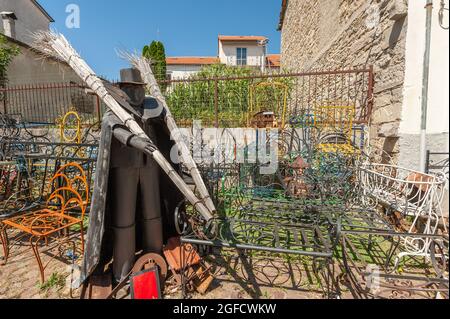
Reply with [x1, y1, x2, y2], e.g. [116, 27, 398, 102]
[164, 237, 201, 272]
[250, 111, 277, 129]
[163, 237, 214, 295]
[192, 265, 214, 294]
[284, 156, 310, 198]
[132, 253, 168, 283]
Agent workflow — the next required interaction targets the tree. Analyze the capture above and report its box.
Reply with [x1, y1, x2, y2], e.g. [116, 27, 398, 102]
[0, 35, 20, 88]
[142, 41, 167, 85]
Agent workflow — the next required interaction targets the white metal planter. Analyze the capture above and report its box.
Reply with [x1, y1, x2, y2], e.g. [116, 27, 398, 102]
[359, 163, 448, 270]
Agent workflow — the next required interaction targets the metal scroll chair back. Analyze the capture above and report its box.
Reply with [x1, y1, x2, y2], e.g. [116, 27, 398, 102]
[313, 104, 358, 155]
[60, 111, 82, 144]
[46, 187, 86, 218]
[47, 162, 89, 213]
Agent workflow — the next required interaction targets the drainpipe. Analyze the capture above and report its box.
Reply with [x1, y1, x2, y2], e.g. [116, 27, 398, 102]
[419, 0, 434, 172]
[259, 39, 268, 73]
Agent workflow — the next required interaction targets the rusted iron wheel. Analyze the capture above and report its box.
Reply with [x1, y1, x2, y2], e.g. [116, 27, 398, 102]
[132, 253, 168, 284]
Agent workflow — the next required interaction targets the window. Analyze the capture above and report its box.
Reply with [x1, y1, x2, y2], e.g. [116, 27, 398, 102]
[236, 48, 247, 66]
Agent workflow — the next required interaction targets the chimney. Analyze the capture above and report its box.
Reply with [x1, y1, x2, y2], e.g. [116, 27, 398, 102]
[1, 12, 18, 39]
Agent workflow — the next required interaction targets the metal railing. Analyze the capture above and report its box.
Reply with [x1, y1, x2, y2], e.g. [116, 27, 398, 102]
[161, 67, 374, 128]
[0, 68, 374, 130]
[426, 151, 449, 176]
[0, 82, 105, 125]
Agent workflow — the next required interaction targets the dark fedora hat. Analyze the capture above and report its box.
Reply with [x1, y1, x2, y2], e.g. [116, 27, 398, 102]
[118, 68, 146, 85]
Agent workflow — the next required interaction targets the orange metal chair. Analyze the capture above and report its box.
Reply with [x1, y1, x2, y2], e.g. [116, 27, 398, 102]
[0, 162, 88, 283]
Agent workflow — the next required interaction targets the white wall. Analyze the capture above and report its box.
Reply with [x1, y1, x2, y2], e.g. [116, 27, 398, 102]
[167, 64, 204, 80]
[218, 41, 265, 67]
[0, 0, 51, 46]
[399, 0, 449, 217]
[427, 0, 449, 137]
[400, 0, 449, 141]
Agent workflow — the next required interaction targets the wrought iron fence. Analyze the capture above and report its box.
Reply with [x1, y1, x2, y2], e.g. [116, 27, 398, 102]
[162, 68, 374, 128]
[0, 82, 105, 125]
[426, 151, 449, 177]
[0, 68, 373, 130]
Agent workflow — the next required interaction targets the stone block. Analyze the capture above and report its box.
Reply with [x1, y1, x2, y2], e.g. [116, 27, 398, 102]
[378, 122, 400, 137]
[374, 92, 392, 108]
[389, 0, 408, 21]
[373, 104, 402, 124]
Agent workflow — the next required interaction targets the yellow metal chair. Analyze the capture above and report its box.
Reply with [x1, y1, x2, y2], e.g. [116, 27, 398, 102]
[313, 104, 360, 156]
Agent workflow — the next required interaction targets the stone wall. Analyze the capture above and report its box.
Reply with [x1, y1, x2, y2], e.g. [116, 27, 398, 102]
[281, 0, 409, 161]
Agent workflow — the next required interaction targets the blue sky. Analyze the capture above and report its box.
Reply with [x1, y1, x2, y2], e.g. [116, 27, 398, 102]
[39, 0, 282, 80]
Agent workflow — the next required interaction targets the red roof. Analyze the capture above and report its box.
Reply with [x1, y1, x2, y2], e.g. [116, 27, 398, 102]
[278, 0, 288, 31]
[266, 54, 281, 67]
[166, 57, 219, 65]
[218, 35, 268, 42]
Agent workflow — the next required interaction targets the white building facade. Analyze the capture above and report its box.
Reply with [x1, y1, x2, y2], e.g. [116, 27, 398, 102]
[166, 35, 280, 80]
[218, 35, 268, 72]
[0, 0, 53, 46]
[166, 57, 219, 81]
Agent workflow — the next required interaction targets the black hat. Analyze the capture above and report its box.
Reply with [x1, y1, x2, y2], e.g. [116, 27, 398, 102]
[118, 68, 146, 85]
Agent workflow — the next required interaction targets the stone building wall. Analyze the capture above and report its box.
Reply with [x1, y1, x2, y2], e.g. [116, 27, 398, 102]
[280, 0, 409, 161]
[6, 38, 81, 85]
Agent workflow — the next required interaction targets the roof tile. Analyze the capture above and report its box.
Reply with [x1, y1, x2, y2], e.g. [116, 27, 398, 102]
[166, 57, 219, 65]
[218, 35, 267, 42]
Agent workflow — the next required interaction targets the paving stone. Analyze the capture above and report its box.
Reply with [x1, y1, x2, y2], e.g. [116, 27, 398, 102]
[0, 229, 438, 299]
[270, 290, 288, 299]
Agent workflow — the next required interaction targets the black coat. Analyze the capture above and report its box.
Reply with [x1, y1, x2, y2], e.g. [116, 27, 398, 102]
[80, 98, 184, 284]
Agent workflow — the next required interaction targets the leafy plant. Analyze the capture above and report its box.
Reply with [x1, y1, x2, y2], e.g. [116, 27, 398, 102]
[0, 35, 20, 88]
[69, 216, 89, 232]
[165, 64, 294, 127]
[38, 272, 66, 292]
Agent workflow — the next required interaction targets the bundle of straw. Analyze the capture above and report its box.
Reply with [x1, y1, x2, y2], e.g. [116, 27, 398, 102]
[33, 30, 213, 222]
[121, 52, 216, 214]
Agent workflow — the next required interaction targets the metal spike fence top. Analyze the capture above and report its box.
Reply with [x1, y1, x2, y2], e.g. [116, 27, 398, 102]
[32, 30, 213, 222]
